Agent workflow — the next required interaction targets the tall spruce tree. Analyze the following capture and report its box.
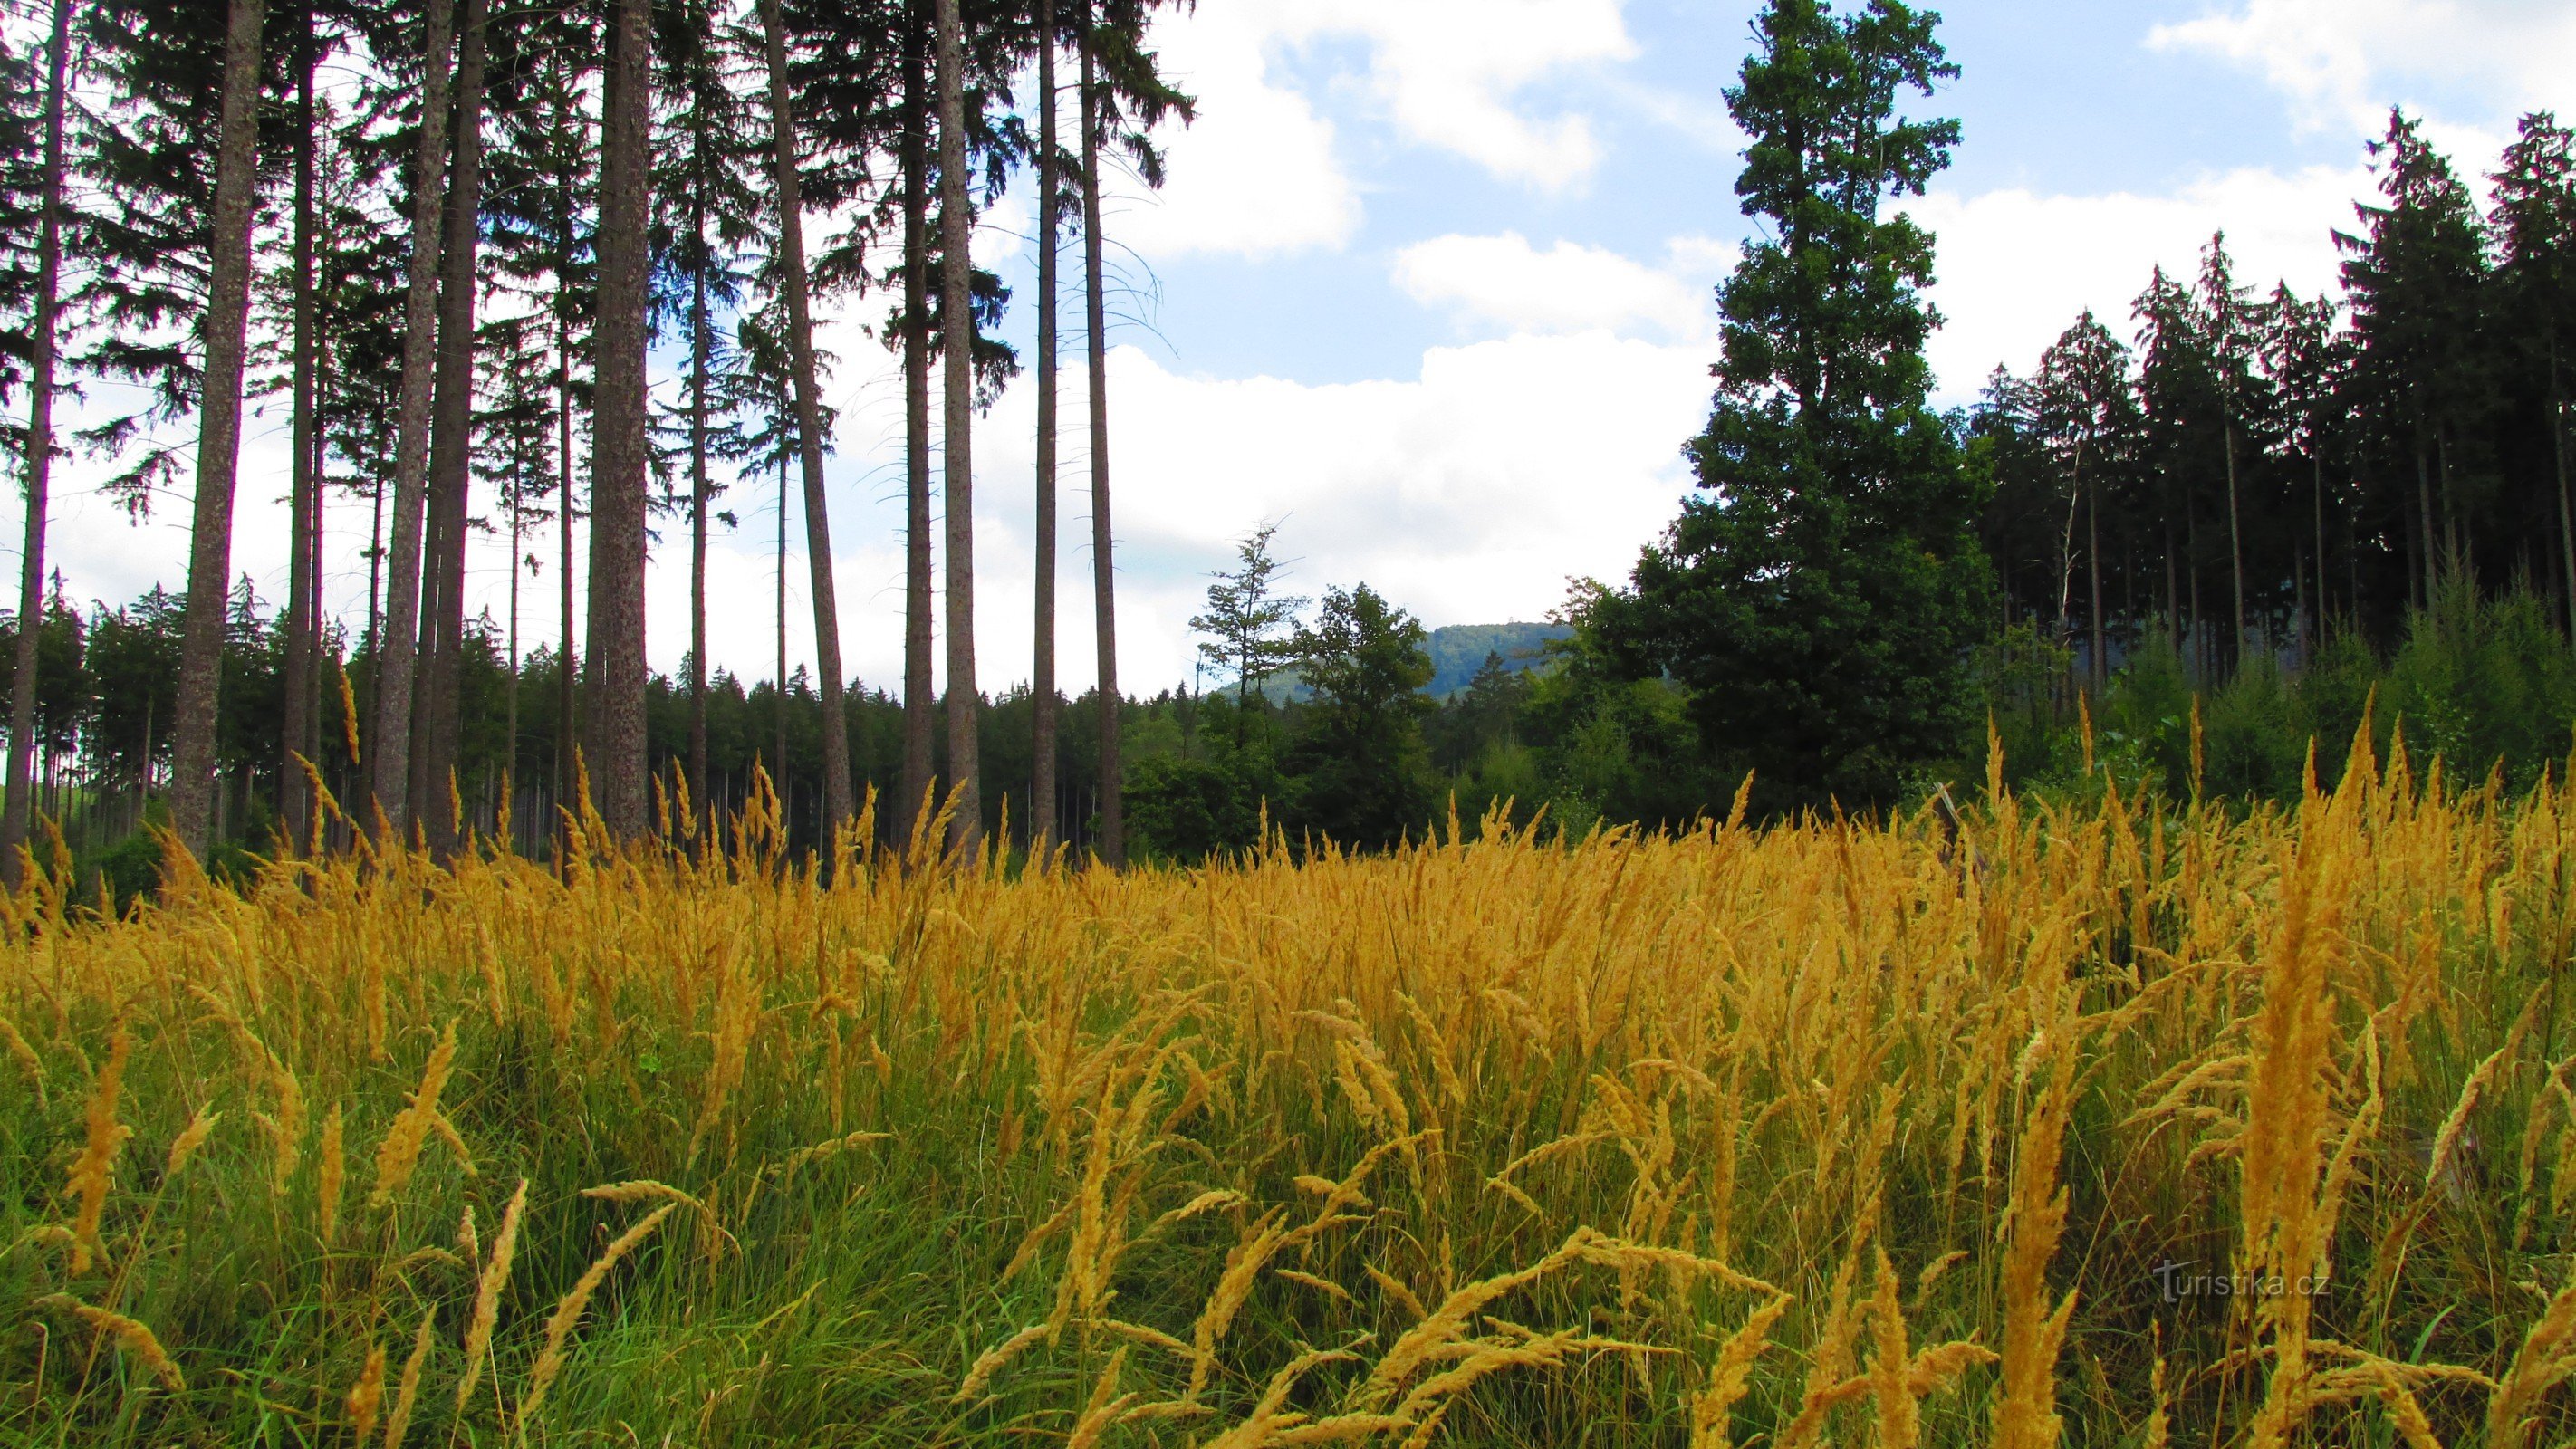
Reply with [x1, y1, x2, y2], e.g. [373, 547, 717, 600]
[587, 0, 653, 835]
[756, 0, 857, 839]
[2030, 312, 2135, 691]
[369, 0, 457, 837]
[1075, 0, 1189, 863]
[3, 0, 75, 882]
[651, 0, 756, 824]
[1620, 0, 1987, 811]
[2493, 112, 2576, 644]
[165, 0, 269, 853]
[2339, 109, 2490, 604]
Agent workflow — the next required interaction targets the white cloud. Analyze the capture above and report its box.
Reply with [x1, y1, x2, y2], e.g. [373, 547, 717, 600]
[1270, 0, 1636, 190]
[2148, 0, 2576, 135]
[1393, 231, 1709, 339]
[1904, 164, 2377, 400]
[1092, 330, 1708, 686]
[1107, 5, 1361, 260]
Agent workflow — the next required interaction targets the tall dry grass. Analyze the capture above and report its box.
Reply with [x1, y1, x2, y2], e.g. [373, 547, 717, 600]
[0, 739, 2571, 1446]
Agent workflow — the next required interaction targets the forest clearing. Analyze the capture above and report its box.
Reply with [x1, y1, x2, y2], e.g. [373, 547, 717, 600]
[4, 727, 2571, 1447]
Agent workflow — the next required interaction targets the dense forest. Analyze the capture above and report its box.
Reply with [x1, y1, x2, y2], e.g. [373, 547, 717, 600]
[3, 0, 2575, 886]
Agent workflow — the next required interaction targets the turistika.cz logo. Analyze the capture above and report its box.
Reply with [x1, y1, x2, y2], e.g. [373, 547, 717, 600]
[2152, 1260, 2331, 1304]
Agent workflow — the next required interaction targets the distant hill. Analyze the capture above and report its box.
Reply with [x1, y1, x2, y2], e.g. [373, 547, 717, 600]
[1252, 621, 1569, 703]
[1421, 622, 1569, 697]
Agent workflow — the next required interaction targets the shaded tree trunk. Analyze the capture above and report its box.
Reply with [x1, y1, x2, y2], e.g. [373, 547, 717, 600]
[370, 0, 457, 840]
[759, 0, 856, 839]
[279, 6, 318, 850]
[2222, 418, 2244, 668]
[688, 251, 710, 828]
[554, 311, 577, 849]
[899, 4, 935, 844]
[551, 84, 581, 858]
[1081, 22, 1122, 866]
[2312, 452, 2329, 651]
[2556, 339, 2576, 648]
[168, 0, 269, 856]
[586, 0, 653, 837]
[3, 0, 72, 886]
[2087, 465, 2105, 696]
[416, 0, 490, 850]
[1031, 0, 1061, 854]
[774, 456, 789, 800]
[934, 0, 979, 852]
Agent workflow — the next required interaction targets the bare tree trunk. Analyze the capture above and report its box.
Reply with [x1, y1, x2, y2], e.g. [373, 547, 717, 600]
[899, 8, 936, 845]
[2222, 417, 2244, 672]
[416, 0, 489, 851]
[775, 456, 789, 799]
[168, 0, 269, 857]
[2555, 338, 2576, 648]
[506, 497, 520, 828]
[2087, 459, 2105, 696]
[3, 0, 72, 886]
[551, 86, 580, 858]
[686, 62, 712, 830]
[1081, 21, 1122, 866]
[688, 257, 711, 826]
[586, 0, 652, 838]
[2312, 451, 2329, 649]
[370, 0, 457, 840]
[934, 0, 980, 852]
[759, 0, 856, 839]
[279, 7, 318, 850]
[2416, 434, 2437, 606]
[1030, 0, 1061, 854]
[554, 312, 577, 849]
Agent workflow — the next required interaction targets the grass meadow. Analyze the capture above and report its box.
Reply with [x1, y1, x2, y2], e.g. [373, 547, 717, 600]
[4, 730, 2574, 1447]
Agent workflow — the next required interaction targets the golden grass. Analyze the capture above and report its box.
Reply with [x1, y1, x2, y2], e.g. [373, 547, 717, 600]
[5, 734, 2574, 1445]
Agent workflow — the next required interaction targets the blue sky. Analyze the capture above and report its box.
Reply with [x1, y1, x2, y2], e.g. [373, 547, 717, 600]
[37, 0, 2576, 696]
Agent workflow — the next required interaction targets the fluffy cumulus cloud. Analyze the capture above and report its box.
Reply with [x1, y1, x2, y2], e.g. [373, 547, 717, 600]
[1392, 231, 1711, 339]
[2148, 0, 2576, 134]
[1088, 330, 1709, 686]
[656, 330, 1713, 696]
[1116, 0, 1637, 235]
[1903, 163, 2377, 400]
[1105, 4, 1361, 260]
[1265, 0, 1637, 190]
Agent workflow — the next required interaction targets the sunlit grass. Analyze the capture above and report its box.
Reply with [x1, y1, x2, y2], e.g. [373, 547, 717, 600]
[3, 734, 2571, 1446]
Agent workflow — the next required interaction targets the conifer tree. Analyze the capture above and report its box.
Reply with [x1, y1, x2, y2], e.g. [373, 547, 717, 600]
[2339, 109, 2490, 603]
[3, 0, 74, 882]
[1620, 0, 1987, 811]
[365, 0, 459, 835]
[2030, 312, 2134, 691]
[165, 0, 270, 853]
[756, 0, 857, 837]
[587, 0, 653, 835]
[2492, 112, 2576, 643]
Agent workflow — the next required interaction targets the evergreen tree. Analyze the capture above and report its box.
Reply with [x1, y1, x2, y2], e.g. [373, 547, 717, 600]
[2, 0, 74, 879]
[1077, 0, 1191, 864]
[1286, 583, 1433, 850]
[1187, 522, 1307, 746]
[588, 0, 654, 835]
[2492, 112, 2576, 643]
[2339, 109, 2490, 604]
[2030, 311, 2136, 689]
[2259, 285, 2347, 652]
[755, 0, 857, 838]
[165, 0, 270, 853]
[2193, 232, 2273, 663]
[1621, 0, 1987, 811]
[651, 0, 757, 820]
[367, 0, 457, 836]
